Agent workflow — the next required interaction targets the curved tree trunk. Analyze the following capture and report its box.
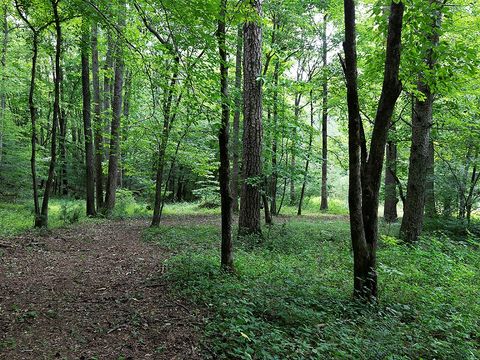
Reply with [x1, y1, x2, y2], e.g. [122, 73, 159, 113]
[29, 32, 41, 223]
[343, 0, 404, 299]
[238, 0, 263, 236]
[38, 0, 63, 228]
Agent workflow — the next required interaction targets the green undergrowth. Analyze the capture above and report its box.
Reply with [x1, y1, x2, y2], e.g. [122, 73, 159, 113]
[0, 190, 149, 237]
[145, 219, 480, 359]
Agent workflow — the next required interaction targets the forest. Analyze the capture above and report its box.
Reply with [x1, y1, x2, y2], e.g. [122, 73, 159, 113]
[0, 0, 479, 358]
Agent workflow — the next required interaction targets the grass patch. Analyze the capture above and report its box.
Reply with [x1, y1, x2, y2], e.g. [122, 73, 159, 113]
[145, 218, 480, 359]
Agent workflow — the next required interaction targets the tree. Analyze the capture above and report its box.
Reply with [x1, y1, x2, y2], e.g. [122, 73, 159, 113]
[342, 0, 404, 299]
[320, 14, 328, 211]
[14, 0, 52, 227]
[238, 0, 263, 236]
[384, 124, 398, 222]
[81, 19, 96, 216]
[91, 22, 103, 211]
[37, 0, 63, 227]
[231, 25, 242, 214]
[217, 0, 233, 271]
[400, 0, 441, 243]
[104, 2, 126, 214]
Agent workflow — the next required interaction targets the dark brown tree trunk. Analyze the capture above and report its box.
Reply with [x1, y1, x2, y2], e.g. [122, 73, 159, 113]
[119, 69, 132, 188]
[81, 20, 96, 216]
[320, 15, 329, 211]
[343, 0, 404, 299]
[38, 0, 63, 227]
[104, 4, 125, 214]
[270, 60, 279, 215]
[384, 126, 398, 222]
[231, 25, 242, 214]
[424, 139, 436, 217]
[59, 65, 67, 196]
[29, 35, 40, 223]
[238, 0, 263, 236]
[17, 9, 42, 224]
[151, 57, 180, 226]
[290, 92, 301, 206]
[217, 0, 234, 271]
[262, 191, 272, 225]
[92, 22, 103, 211]
[0, 5, 7, 165]
[400, 2, 440, 242]
[297, 91, 314, 216]
[400, 90, 433, 239]
[103, 30, 113, 161]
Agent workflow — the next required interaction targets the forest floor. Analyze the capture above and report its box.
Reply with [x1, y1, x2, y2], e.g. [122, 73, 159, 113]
[0, 217, 204, 360]
[1, 210, 479, 359]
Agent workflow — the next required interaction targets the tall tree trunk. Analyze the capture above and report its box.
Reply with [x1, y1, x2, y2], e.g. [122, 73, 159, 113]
[92, 22, 103, 211]
[290, 93, 301, 206]
[151, 56, 180, 226]
[231, 25, 242, 214]
[320, 15, 329, 211]
[238, 0, 263, 236]
[343, 0, 404, 299]
[0, 5, 7, 165]
[384, 125, 398, 222]
[30, 33, 41, 224]
[217, 0, 234, 271]
[103, 30, 114, 161]
[81, 20, 96, 216]
[424, 139, 436, 217]
[120, 69, 132, 188]
[58, 62, 67, 196]
[38, 0, 63, 227]
[400, 3, 439, 242]
[104, 4, 125, 213]
[270, 60, 279, 215]
[297, 91, 314, 216]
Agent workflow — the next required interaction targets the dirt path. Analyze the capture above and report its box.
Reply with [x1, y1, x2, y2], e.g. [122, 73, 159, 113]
[0, 219, 201, 359]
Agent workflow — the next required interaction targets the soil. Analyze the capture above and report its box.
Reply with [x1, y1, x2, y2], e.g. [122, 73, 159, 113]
[0, 218, 203, 360]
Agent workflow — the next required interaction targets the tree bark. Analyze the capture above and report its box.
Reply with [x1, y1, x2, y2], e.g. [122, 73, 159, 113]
[384, 125, 398, 222]
[231, 25, 242, 214]
[151, 57, 180, 226]
[103, 30, 114, 161]
[400, 2, 439, 242]
[297, 91, 314, 216]
[424, 139, 436, 217]
[290, 96, 300, 206]
[320, 15, 329, 211]
[16, 2, 42, 224]
[343, 0, 404, 299]
[270, 60, 279, 215]
[217, 0, 234, 271]
[58, 61, 67, 196]
[81, 20, 96, 216]
[38, 0, 63, 227]
[238, 0, 263, 236]
[92, 22, 103, 211]
[104, 4, 125, 214]
[0, 5, 7, 165]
